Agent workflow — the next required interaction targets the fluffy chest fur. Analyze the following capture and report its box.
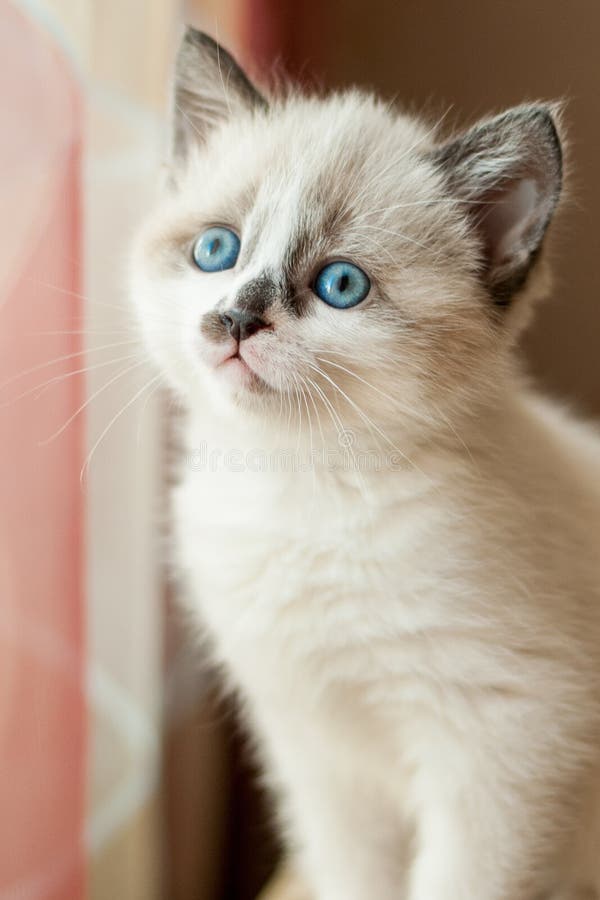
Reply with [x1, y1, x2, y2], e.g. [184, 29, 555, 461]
[174, 400, 600, 745]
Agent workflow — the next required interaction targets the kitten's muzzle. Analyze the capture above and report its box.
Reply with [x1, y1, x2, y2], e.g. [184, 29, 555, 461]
[220, 308, 269, 342]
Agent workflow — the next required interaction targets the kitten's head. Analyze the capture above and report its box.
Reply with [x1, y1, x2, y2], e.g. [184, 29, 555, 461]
[131, 28, 563, 445]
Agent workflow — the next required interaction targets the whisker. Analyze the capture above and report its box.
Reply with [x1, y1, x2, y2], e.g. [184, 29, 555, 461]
[284, 376, 294, 444]
[305, 373, 373, 505]
[175, 101, 207, 145]
[429, 399, 477, 468]
[21, 277, 189, 328]
[309, 361, 386, 455]
[0, 350, 143, 409]
[309, 345, 428, 378]
[315, 356, 435, 427]
[353, 229, 397, 264]
[315, 353, 476, 468]
[213, 18, 234, 119]
[307, 361, 431, 482]
[297, 374, 317, 496]
[0, 338, 142, 395]
[27, 328, 140, 338]
[355, 197, 490, 221]
[23, 278, 139, 315]
[39, 358, 149, 446]
[81, 372, 163, 484]
[291, 373, 303, 457]
[301, 372, 326, 450]
[353, 223, 433, 253]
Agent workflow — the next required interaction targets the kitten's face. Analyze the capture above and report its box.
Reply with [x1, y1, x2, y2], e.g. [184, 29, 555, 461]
[131, 30, 562, 445]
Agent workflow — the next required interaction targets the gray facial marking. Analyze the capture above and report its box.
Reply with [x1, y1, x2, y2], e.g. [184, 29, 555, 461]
[200, 275, 279, 344]
[279, 227, 311, 317]
[279, 186, 353, 317]
[281, 271, 312, 317]
[234, 273, 278, 316]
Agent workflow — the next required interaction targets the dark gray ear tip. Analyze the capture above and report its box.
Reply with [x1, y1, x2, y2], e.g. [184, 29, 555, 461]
[176, 26, 213, 71]
[532, 104, 563, 175]
[543, 108, 563, 180]
[523, 100, 561, 130]
[499, 102, 563, 175]
[486, 102, 560, 142]
[179, 27, 225, 68]
[505, 102, 556, 123]
[181, 26, 217, 51]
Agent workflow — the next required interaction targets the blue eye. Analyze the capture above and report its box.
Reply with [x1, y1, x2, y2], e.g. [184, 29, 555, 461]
[192, 226, 240, 272]
[313, 261, 371, 309]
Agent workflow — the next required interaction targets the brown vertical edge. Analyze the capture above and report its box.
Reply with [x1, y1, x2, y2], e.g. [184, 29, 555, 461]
[161, 401, 233, 900]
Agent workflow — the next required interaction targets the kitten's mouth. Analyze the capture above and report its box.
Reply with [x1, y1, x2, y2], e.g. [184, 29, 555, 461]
[216, 348, 266, 392]
[221, 349, 250, 371]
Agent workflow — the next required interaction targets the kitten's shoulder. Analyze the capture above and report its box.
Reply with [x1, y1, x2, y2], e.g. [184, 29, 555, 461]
[521, 388, 600, 466]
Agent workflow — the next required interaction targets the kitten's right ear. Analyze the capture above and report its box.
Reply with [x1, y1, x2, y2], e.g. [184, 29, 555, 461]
[171, 27, 267, 165]
[429, 104, 563, 307]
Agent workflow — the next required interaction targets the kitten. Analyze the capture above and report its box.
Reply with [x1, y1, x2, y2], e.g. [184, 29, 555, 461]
[131, 27, 600, 900]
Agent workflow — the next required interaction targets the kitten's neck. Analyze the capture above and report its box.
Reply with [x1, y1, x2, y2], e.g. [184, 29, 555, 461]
[183, 379, 521, 485]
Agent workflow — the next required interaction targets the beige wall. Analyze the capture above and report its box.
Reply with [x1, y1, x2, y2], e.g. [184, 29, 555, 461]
[315, 0, 600, 413]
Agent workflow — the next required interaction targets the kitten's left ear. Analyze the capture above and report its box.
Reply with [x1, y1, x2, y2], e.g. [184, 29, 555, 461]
[172, 27, 267, 165]
[430, 104, 563, 305]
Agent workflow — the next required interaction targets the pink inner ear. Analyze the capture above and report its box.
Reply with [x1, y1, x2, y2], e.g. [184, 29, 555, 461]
[484, 177, 539, 268]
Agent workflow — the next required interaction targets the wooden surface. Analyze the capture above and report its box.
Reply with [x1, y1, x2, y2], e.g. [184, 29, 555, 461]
[258, 868, 310, 900]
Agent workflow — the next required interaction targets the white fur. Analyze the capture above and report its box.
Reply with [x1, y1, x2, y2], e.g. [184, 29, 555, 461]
[131, 79, 600, 899]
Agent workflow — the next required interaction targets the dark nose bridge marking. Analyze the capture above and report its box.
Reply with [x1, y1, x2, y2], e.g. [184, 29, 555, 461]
[234, 273, 278, 316]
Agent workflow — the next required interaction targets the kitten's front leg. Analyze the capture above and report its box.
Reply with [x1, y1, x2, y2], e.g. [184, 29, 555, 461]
[261, 724, 408, 900]
[407, 766, 583, 900]
[282, 770, 408, 900]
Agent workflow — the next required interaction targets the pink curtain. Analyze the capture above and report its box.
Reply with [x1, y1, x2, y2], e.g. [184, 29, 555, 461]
[0, 5, 85, 898]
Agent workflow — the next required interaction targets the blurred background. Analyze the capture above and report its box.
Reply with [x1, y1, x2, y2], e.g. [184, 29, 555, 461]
[1, 1, 599, 899]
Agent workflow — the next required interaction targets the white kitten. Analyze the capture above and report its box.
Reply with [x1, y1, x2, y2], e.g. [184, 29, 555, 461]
[131, 28, 600, 900]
